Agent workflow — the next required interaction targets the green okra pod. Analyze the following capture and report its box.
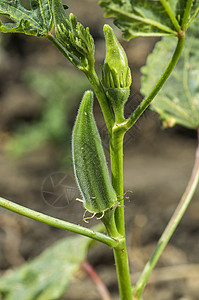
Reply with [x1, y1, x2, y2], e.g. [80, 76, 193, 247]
[72, 91, 118, 217]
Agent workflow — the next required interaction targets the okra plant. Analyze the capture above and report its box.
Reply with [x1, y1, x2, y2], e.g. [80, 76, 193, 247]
[0, 1, 199, 299]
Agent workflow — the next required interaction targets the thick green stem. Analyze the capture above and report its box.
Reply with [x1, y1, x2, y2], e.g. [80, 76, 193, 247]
[0, 197, 119, 248]
[133, 128, 199, 299]
[120, 34, 185, 132]
[110, 129, 125, 235]
[109, 128, 132, 300]
[113, 241, 132, 300]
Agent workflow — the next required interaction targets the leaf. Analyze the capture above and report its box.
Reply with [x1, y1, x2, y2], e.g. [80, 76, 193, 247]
[0, 0, 53, 36]
[0, 235, 90, 300]
[141, 17, 199, 130]
[99, 0, 199, 39]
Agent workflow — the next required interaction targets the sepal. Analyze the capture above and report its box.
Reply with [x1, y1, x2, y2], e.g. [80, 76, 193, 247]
[101, 24, 131, 122]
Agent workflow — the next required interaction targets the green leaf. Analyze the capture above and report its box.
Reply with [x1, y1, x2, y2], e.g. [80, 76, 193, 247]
[141, 17, 199, 130]
[0, 0, 53, 36]
[0, 235, 90, 300]
[99, 0, 199, 39]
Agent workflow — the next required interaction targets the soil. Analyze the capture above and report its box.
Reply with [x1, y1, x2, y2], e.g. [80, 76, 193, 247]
[0, 1, 199, 299]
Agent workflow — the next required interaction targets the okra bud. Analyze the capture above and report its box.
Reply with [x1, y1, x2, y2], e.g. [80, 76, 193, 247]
[102, 25, 132, 121]
[72, 91, 118, 218]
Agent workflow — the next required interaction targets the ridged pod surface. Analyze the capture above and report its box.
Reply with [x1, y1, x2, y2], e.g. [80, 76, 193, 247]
[72, 91, 118, 215]
[102, 25, 131, 90]
[102, 25, 132, 122]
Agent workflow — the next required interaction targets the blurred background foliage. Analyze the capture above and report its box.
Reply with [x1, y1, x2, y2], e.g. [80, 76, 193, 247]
[5, 68, 89, 159]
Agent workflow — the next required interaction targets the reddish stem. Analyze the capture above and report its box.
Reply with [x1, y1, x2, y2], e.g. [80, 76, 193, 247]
[81, 260, 112, 300]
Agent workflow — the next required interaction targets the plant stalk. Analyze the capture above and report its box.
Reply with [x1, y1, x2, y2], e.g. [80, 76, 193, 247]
[0, 197, 119, 248]
[121, 33, 185, 132]
[110, 129, 125, 235]
[113, 241, 132, 300]
[109, 128, 132, 300]
[133, 127, 199, 299]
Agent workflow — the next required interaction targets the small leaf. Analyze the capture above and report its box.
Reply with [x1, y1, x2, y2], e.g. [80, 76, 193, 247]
[0, 235, 90, 300]
[0, 0, 53, 36]
[141, 17, 199, 130]
[99, 0, 199, 39]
